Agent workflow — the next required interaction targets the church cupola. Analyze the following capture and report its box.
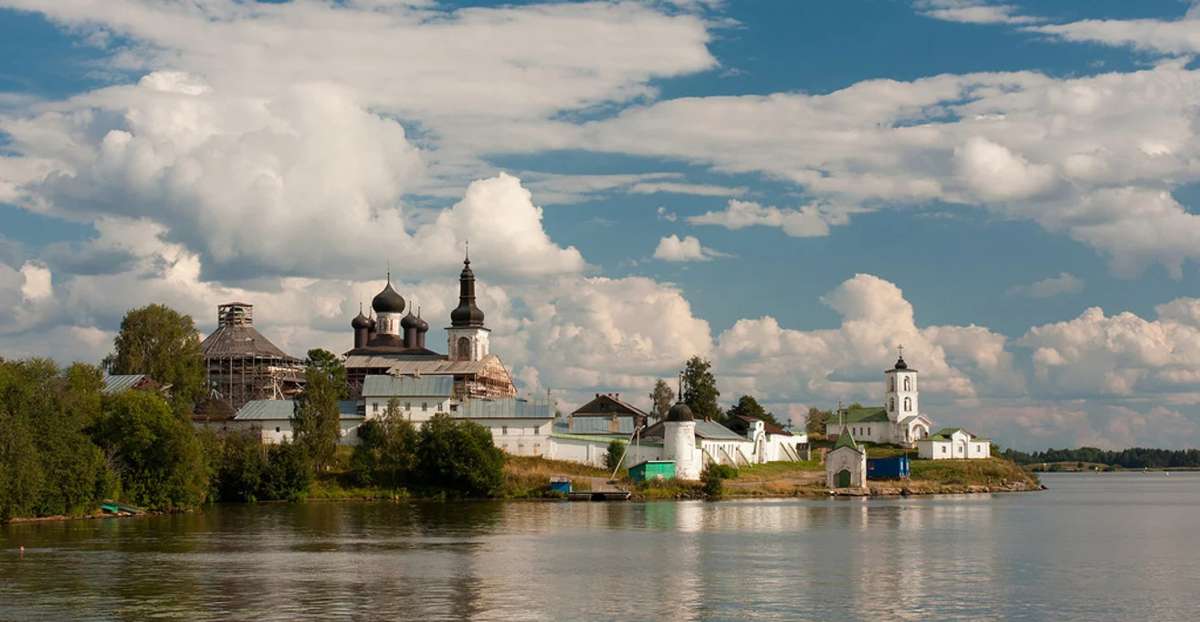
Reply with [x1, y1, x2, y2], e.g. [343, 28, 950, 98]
[351, 303, 372, 349]
[401, 305, 420, 349]
[415, 307, 429, 349]
[371, 272, 406, 336]
[447, 250, 490, 361]
[450, 255, 486, 328]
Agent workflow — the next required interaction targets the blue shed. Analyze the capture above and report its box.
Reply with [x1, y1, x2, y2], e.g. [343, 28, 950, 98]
[549, 476, 572, 493]
[867, 457, 910, 479]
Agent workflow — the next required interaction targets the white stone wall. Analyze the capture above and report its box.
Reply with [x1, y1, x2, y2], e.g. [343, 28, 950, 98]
[827, 422, 889, 445]
[483, 418, 552, 457]
[447, 327, 490, 361]
[825, 446, 867, 488]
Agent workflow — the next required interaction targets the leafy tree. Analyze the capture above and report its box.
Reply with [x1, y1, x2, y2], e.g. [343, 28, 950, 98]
[111, 304, 206, 415]
[306, 348, 347, 400]
[377, 397, 417, 485]
[292, 365, 342, 472]
[215, 431, 268, 502]
[0, 408, 43, 521]
[682, 356, 722, 423]
[649, 379, 675, 421]
[95, 390, 206, 511]
[262, 441, 312, 501]
[0, 359, 115, 519]
[604, 439, 625, 472]
[806, 407, 830, 438]
[416, 413, 504, 497]
[725, 394, 781, 427]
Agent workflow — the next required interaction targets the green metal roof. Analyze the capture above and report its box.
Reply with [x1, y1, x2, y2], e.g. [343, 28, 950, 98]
[836, 407, 889, 423]
[923, 428, 989, 442]
[833, 429, 859, 451]
[694, 420, 747, 441]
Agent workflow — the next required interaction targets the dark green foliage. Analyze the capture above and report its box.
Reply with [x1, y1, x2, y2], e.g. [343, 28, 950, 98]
[416, 413, 504, 497]
[95, 390, 206, 511]
[682, 356, 722, 423]
[726, 394, 781, 427]
[215, 432, 268, 502]
[207, 432, 311, 502]
[305, 348, 347, 400]
[348, 444, 377, 487]
[0, 359, 116, 520]
[110, 304, 206, 415]
[604, 439, 625, 472]
[700, 463, 732, 498]
[292, 366, 341, 472]
[649, 379, 674, 421]
[262, 441, 312, 501]
[1003, 446, 1200, 469]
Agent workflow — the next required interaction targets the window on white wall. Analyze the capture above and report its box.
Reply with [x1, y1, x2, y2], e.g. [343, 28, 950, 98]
[903, 377, 911, 391]
[904, 397, 911, 411]
[502, 426, 508, 435]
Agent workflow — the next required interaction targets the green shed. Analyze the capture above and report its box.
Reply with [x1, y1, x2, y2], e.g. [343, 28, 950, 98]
[630, 460, 675, 484]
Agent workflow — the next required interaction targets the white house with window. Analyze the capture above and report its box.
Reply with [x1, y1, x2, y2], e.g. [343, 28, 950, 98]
[825, 351, 932, 447]
[362, 374, 455, 421]
[917, 428, 991, 460]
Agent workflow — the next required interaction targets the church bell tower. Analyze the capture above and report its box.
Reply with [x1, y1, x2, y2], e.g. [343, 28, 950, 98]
[446, 250, 490, 362]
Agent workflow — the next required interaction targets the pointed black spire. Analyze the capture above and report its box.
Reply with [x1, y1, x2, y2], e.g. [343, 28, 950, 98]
[450, 250, 485, 328]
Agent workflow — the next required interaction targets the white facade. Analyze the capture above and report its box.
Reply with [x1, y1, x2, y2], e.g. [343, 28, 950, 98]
[447, 327, 490, 362]
[826, 353, 932, 447]
[825, 443, 867, 488]
[364, 397, 453, 421]
[483, 418, 552, 456]
[917, 429, 991, 460]
[665, 420, 701, 480]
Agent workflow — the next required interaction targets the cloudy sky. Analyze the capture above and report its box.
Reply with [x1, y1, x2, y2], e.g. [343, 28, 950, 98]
[5, 0, 1200, 450]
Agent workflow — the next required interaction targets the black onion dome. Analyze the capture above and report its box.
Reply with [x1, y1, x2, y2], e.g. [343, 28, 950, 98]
[366, 315, 376, 330]
[401, 308, 419, 330]
[351, 307, 372, 330]
[415, 308, 429, 331]
[372, 281, 406, 314]
[666, 401, 694, 422]
[894, 356, 908, 370]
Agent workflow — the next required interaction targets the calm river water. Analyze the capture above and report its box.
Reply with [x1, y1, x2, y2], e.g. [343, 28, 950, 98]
[2, 472, 1198, 621]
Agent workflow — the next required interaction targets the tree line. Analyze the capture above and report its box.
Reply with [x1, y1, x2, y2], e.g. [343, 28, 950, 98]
[1002, 446, 1200, 469]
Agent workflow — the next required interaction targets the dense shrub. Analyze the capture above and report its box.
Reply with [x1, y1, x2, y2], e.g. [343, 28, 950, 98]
[416, 413, 504, 497]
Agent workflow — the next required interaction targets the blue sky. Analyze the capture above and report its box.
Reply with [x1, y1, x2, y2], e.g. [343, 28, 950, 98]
[5, 0, 1200, 450]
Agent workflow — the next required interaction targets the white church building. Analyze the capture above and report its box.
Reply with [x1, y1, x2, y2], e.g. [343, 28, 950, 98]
[826, 350, 932, 448]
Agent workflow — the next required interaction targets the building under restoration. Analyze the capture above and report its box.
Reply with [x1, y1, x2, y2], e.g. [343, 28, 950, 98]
[201, 302, 305, 411]
[343, 254, 517, 401]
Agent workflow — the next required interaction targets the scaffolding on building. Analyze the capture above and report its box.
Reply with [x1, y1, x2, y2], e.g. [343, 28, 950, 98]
[201, 302, 306, 413]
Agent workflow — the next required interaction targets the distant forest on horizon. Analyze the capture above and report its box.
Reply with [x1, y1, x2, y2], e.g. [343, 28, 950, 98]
[1003, 447, 1200, 469]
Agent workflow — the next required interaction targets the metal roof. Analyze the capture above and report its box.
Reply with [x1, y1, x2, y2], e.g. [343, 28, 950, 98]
[200, 325, 301, 362]
[835, 407, 890, 424]
[694, 420, 747, 441]
[103, 374, 146, 395]
[362, 375, 454, 398]
[234, 399, 364, 421]
[462, 397, 554, 420]
[344, 355, 497, 376]
[571, 394, 648, 418]
[567, 415, 637, 435]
